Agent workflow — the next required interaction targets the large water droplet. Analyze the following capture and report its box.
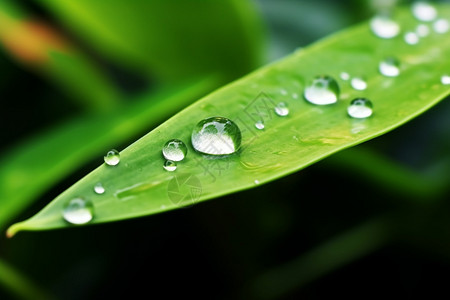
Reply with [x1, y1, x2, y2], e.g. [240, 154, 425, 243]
[255, 120, 265, 130]
[191, 117, 242, 155]
[162, 139, 187, 162]
[379, 57, 400, 77]
[350, 77, 367, 91]
[347, 98, 373, 119]
[63, 198, 94, 225]
[442, 74, 450, 85]
[404, 32, 419, 45]
[412, 2, 437, 22]
[304, 75, 340, 105]
[94, 183, 105, 194]
[163, 160, 177, 172]
[104, 149, 120, 166]
[274, 102, 289, 116]
[370, 15, 400, 39]
[433, 19, 450, 34]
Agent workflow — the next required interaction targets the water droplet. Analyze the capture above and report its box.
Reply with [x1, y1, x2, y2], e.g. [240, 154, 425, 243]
[94, 183, 105, 194]
[347, 98, 373, 119]
[163, 160, 177, 172]
[254, 179, 260, 184]
[62, 198, 94, 225]
[191, 117, 242, 155]
[280, 89, 288, 95]
[104, 149, 120, 166]
[404, 31, 419, 45]
[379, 57, 400, 77]
[416, 24, 430, 37]
[162, 139, 187, 162]
[412, 2, 437, 22]
[255, 120, 265, 130]
[441, 75, 450, 85]
[274, 102, 289, 116]
[304, 75, 340, 105]
[340, 72, 350, 81]
[433, 19, 450, 34]
[350, 77, 367, 91]
[370, 15, 400, 39]
[292, 93, 299, 99]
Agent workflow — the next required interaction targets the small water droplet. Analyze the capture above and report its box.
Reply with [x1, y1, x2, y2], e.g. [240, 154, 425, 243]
[370, 15, 400, 39]
[274, 102, 289, 116]
[254, 179, 260, 184]
[191, 117, 242, 155]
[104, 149, 120, 166]
[404, 31, 419, 45]
[163, 160, 177, 172]
[62, 198, 94, 225]
[340, 72, 350, 81]
[441, 74, 450, 85]
[94, 183, 105, 194]
[379, 57, 400, 77]
[350, 77, 367, 91]
[162, 139, 187, 162]
[292, 93, 299, 99]
[255, 120, 265, 130]
[416, 24, 430, 37]
[280, 89, 288, 95]
[304, 75, 340, 105]
[347, 98, 373, 119]
[412, 2, 437, 22]
[433, 19, 450, 34]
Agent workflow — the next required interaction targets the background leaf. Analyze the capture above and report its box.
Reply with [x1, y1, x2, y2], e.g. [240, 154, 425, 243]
[8, 4, 450, 235]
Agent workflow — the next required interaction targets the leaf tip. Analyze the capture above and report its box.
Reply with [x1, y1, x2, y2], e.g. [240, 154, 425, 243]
[6, 222, 23, 238]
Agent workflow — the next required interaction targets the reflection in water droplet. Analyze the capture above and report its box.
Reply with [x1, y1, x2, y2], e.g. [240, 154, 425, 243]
[412, 2, 437, 22]
[404, 32, 419, 45]
[163, 160, 177, 172]
[340, 72, 350, 81]
[379, 57, 400, 77]
[191, 117, 242, 155]
[370, 15, 400, 39]
[441, 75, 450, 85]
[104, 149, 120, 166]
[347, 98, 373, 119]
[162, 139, 187, 162]
[94, 183, 105, 194]
[63, 198, 94, 225]
[304, 75, 340, 105]
[255, 120, 265, 130]
[274, 102, 289, 116]
[433, 19, 450, 34]
[350, 77, 367, 91]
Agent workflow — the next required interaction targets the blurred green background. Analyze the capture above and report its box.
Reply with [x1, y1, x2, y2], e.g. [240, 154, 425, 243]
[1, 0, 450, 299]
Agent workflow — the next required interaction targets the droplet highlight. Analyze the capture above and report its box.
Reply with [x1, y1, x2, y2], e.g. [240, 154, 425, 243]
[416, 24, 430, 37]
[347, 98, 373, 119]
[104, 149, 120, 166]
[162, 139, 187, 162]
[191, 117, 242, 155]
[274, 102, 289, 116]
[404, 32, 419, 45]
[433, 19, 450, 34]
[340, 72, 350, 81]
[379, 57, 400, 77]
[370, 15, 400, 39]
[350, 77, 367, 91]
[163, 160, 177, 172]
[94, 183, 105, 194]
[411, 2, 437, 22]
[255, 120, 265, 130]
[62, 198, 94, 225]
[441, 75, 450, 85]
[304, 75, 340, 105]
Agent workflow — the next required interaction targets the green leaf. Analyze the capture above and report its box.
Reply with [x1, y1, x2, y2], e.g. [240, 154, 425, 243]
[0, 77, 218, 230]
[8, 5, 450, 235]
[34, 0, 265, 81]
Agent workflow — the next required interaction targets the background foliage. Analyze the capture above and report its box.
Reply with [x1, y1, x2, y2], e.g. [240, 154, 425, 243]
[1, 0, 450, 299]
